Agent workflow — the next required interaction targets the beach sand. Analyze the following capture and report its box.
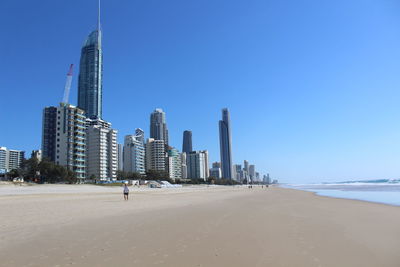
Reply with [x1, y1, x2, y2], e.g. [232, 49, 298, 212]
[0, 185, 399, 267]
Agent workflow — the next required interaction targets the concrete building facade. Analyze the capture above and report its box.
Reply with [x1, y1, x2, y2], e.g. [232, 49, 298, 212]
[123, 131, 146, 174]
[145, 138, 166, 172]
[0, 147, 25, 173]
[187, 150, 209, 181]
[117, 144, 123, 171]
[168, 148, 182, 181]
[210, 161, 222, 179]
[249, 165, 256, 182]
[42, 103, 87, 180]
[86, 118, 118, 180]
[181, 152, 188, 179]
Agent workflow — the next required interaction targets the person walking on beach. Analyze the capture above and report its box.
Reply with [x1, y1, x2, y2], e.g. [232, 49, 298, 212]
[123, 184, 129, 201]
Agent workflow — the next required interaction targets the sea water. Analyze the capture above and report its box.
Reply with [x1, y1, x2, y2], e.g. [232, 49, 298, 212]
[284, 180, 400, 206]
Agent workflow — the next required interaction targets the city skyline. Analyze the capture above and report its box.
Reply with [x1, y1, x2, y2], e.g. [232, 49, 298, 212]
[2, 0, 400, 183]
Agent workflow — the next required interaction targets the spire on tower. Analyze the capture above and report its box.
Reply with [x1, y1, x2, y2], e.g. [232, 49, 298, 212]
[97, 0, 101, 32]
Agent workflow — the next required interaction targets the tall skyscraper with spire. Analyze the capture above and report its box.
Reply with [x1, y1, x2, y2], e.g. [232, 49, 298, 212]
[219, 108, 233, 179]
[78, 0, 103, 119]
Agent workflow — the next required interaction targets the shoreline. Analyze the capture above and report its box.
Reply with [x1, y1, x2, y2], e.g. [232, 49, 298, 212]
[281, 184, 400, 207]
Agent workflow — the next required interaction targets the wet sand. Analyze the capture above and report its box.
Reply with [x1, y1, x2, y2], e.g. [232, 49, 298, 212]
[0, 185, 399, 266]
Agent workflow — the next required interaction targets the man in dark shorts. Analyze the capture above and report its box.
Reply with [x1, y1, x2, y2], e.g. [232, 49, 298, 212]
[123, 184, 129, 200]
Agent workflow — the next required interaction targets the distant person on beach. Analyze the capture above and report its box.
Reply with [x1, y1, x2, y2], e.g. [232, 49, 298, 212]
[123, 184, 129, 200]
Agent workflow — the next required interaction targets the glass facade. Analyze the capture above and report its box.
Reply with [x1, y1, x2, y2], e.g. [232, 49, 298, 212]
[219, 108, 233, 179]
[78, 29, 103, 119]
[42, 106, 57, 162]
[150, 109, 169, 145]
[182, 130, 192, 153]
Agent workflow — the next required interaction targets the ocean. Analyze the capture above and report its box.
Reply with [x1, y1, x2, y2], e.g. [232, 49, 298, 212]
[283, 179, 400, 206]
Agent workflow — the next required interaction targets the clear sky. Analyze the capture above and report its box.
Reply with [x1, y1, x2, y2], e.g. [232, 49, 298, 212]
[1, 0, 400, 183]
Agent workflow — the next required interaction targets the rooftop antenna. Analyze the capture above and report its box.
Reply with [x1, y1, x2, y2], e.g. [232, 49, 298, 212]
[98, 0, 101, 31]
[97, 0, 102, 48]
[62, 64, 74, 104]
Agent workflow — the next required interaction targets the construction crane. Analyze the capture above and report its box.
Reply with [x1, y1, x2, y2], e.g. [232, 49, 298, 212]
[62, 64, 74, 104]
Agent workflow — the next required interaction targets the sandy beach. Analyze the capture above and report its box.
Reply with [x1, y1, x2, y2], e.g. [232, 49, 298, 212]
[1, 185, 399, 267]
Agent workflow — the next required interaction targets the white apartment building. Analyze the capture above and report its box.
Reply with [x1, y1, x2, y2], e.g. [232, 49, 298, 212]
[0, 147, 25, 173]
[145, 138, 166, 172]
[86, 118, 118, 181]
[168, 148, 182, 181]
[187, 150, 209, 181]
[117, 144, 123, 171]
[123, 134, 145, 174]
[51, 103, 86, 180]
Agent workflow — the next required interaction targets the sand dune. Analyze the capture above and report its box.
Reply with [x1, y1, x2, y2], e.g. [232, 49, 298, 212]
[0, 185, 399, 266]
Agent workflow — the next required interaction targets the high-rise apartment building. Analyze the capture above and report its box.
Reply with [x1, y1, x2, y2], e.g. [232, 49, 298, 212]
[42, 106, 58, 162]
[117, 144, 123, 171]
[181, 152, 188, 179]
[86, 118, 118, 180]
[233, 164, 242, 181]
[219, 108, 233, 179]
[124, 130, 146, 174]
[187, 150, 209, 181]
[210, 161, 222, 179]
[0, 147, 25, 173]
[78, 3, 103, 119]
[243, 160, 249, 173]
[0, 148, 6, 173]
[182, 130, 193, 153]
[42, 103, 87, 180]
[168, 148, 182, 181]
[249, 165, 256, 182]
[145, 138, 166, 172]
[150, 109, 169, 145]
[135, 128, 145, 144]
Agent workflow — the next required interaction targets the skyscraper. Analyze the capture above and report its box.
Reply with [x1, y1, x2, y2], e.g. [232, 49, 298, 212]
[219, 108, 233, 179]
[168, 148, 182, 181]
[117, 144, 123, 171]
[181, 152, 188, 179]
[42, 106, 57, 162]
[78, 1, 103, 119]
[249, 164, 256, 182]
[187, 151, 209, 181]
[135, 128, 145, 144]
[145, 138, 166, 172]
[123, 130, 146, 174]
[42, 103, 87, 180]
[210, 162, 222, 179]
[182, 130, 193, 153]
[150, 109, 169, 145]
[86, 118, 118, 180]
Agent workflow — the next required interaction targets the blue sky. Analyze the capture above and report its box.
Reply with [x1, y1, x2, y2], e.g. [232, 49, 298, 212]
[1, 0, 400, 183]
